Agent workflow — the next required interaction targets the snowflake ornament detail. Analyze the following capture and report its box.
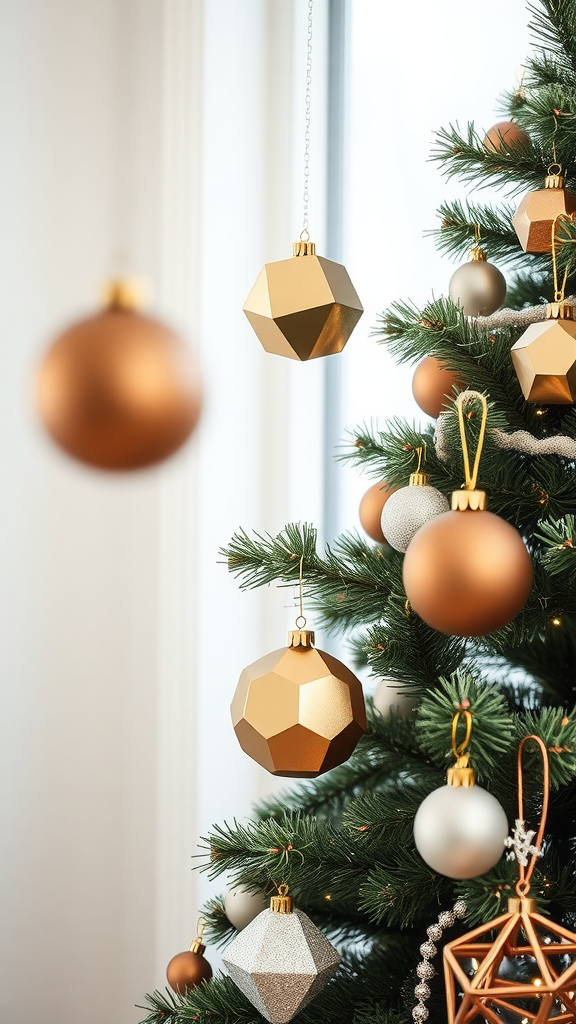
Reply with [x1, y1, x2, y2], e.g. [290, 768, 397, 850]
[504, 818, 542, 866]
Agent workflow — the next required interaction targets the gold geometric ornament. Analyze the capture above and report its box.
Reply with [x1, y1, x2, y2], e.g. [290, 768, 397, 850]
[512, 167, 576, 254]
[243, 241, 363, 361]
[443, 735, 576, 1024]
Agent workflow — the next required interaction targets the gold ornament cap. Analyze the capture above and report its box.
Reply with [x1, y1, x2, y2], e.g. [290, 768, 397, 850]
[507, 896, 538, 915]
[546, 301, 575, 321]
[293, 240, 316, 256]
[190, 938, 206, 955]
[409, 471, 428, 487]
[469, 247, 487, 262]
[102, 278, 143, 311]
[451, 489, 487, 511]
[270, 885, 293, 914]
[447, 753, 476, 787]
[287, 628, 315, 648]
[545, 170, 565, 190]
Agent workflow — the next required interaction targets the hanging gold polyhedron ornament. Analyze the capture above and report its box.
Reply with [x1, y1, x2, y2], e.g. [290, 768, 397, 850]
[231, 628, 366, 777]
[512, 168, 576, 253]
[243, 241, 363, 361]
[444, 896, 576, 1024]
[511, 302, 576, 404]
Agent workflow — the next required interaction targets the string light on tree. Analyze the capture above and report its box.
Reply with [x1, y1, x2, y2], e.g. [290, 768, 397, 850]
[413, 709, 508, 879]
[403, 392, 533, 636]
[243, 0, 363, 360]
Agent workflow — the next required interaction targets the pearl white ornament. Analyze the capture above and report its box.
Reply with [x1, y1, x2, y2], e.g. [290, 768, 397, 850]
[224, 887, 267, 930]
[380, 483, 449, 553]
[372, 678, 414, 717]
[414, 784, 508, 879]
[449, 254, 506, 317]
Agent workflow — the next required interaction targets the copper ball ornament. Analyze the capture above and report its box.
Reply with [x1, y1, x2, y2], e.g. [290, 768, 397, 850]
[231, 629, 366, 777]
[412, 357, 464, 419]
[402, 508, 533, 637]
[37, 282, 202, 470]
[448, 251, 506, 317]
[483, 121, 531, 153]
[166, 947, 213, 993]
[359, 480, 397, 543]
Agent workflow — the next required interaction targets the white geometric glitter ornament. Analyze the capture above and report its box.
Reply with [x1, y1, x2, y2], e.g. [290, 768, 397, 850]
[380, 469, 449, 553]
[223, 885, 340, 1024]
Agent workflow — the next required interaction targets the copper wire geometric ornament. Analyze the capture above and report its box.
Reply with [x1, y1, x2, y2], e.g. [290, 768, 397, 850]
[243, 241, 363, 361]
[443, 736, 576, 1024]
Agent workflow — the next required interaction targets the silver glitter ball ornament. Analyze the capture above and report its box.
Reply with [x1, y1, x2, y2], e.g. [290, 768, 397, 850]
[223, 898, 340, 1024]
[412, 1003, 429, 1022]
[427, 924, 442, 942]
[449, 251, 506, 317]
[414, 982, 431, 1001]
[381, 482, 449, 553]
[438, 911, 456, 929]
[416, 961, 435, 980]
[420, 940, 437, 958]
[413, 784, 509, 879]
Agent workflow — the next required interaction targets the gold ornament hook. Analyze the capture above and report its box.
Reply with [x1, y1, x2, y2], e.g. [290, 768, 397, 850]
[515, 735, 550, 898]
[287, 554, 315, 647]
[451, 708, 473, 758]
[410, 444, 428, 487]
[270, 883, 293, 914]
[451, 392, 488, 511]
[190, 916, 207, 955]
[447, 709, 475, 787]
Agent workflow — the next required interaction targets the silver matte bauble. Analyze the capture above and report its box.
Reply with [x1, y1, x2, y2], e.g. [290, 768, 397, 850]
[373, 678, 414, 717]
[449, 255, 506, 317]
[413, 784, 508, 879]
[224, 887, 267, 930]
[381, 483, 449, 553]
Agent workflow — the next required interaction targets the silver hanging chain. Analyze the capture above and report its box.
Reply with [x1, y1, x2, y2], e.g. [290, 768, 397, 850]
[301, 0, 313, 242]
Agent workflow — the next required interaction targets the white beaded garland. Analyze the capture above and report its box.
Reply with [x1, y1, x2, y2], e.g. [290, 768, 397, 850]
[380, 484, 449, 553]
[412, 900, 467, 1024]
[413, 784, 509, 879]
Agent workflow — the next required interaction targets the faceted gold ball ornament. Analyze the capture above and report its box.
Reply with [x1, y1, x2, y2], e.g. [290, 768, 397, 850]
[511, 304, 576, 404]
[243, 241, 363, 361]
[37, 280, 202, 470]
[231, 632, 366, 777]
[512, 172, 576, 253]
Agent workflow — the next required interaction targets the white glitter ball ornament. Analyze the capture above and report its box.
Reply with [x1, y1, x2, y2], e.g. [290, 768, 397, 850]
[380, 472, 449, 553]
[413, 755, 508, 880]
[224, 886, 267, 930]
[223, 885, 340, 1024]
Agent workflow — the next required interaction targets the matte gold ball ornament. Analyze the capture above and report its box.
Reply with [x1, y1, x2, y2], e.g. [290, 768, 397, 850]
[359, 480, 397, 543]
[402, 393, 533, 637]
[443, 736, 576, 1024]
[413, 709, 508, 879]
[512, 166, 576, 253]
[412, 356, 464, 419]
[37, 280, 202, 470]
[448, 245, 506, 317]
[166, 920, 213, 994]
[231, 559, 366, 777]
[483, 120, 531, 153]
[223, 884, 341, 1024]
[243, 240, 363, 361]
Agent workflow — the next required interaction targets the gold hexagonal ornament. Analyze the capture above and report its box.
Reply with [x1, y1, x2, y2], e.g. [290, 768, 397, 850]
[243, 241, 363, 361]
[231, 630, 366, 777]
[511, 303, 576, 404]
[512, 172, 576, 254]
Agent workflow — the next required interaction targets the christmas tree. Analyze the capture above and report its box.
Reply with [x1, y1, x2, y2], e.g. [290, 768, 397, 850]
[143, 2, 576, 1023]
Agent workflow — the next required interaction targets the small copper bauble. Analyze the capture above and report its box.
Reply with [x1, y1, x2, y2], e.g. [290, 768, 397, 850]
[449, 248, 506, 317]
[483, 120, 531, 153]
[359, 480, 397, 543]
[511, 301, 576, 404]
[243, 240, 363, 360]
[37, 281, 202, 470]
[412, 357, 464, 419]
[402, 497, 533, 637]
[512, 170, 576, 253]
[166, 942, 212, 994]
[231, 630, 366, 777]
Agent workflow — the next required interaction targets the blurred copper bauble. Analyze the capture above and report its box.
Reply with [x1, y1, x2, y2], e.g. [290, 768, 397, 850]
[243, 240, 363, 360]
[37, 281, 202, 470]
[402, 498, 533, 637]
[231, 629, 366, 777]
[512, 170, 576, 253]
[448, 248, 506, 317]
[166, 942, 213, 994]
[483, 120, 531, 153]
[359, 480, 397, 543]
[412, 356, 464, 418]
[511, 301, 576, 404]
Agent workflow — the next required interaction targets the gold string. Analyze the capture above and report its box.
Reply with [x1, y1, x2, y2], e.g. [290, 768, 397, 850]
[295, 554, 307, 629]
[455, 392, 488, 491]
[551, 212, 574, 302]
[451, 709, 473, 758]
